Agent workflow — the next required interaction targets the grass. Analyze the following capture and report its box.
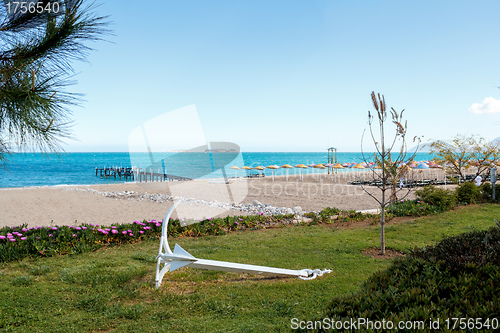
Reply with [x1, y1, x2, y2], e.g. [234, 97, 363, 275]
[0, 204, 498, 332]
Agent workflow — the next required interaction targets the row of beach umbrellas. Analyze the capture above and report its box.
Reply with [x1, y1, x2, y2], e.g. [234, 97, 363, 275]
[229, 160, 448, 181]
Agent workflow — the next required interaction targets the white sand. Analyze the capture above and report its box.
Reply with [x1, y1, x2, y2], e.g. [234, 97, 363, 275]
[0, 169, 449, 228]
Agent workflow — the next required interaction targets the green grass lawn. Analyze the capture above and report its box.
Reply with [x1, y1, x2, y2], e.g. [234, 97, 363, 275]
[0, 204, 498, 332]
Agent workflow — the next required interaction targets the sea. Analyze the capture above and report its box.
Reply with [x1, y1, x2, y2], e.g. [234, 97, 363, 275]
[0, 152, 436, 188]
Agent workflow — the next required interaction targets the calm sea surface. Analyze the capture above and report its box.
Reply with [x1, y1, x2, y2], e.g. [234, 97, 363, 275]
[0, 152, 435, 188]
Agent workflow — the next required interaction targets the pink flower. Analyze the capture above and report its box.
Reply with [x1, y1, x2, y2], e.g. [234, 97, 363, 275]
[48, 234, 53, 237]
[122, 231, 127, 235]
[112, 230, 118, 234]
[52, 227, 58, 230]
[20, 237, 26, 240]
[155, 223, 160, 227]
[76, 227, 82, 230]
[129, 233, 134, 237]
[211, 223, 214, 226]
[22, 228, 28, 232]
[72, 234, 77, 237]
[235, 222, 239, 225]
[0, 235, 6, 240]
[140, 231, 144, 234]
[238, 218, 243, 221]
[9, 238, 15, 242]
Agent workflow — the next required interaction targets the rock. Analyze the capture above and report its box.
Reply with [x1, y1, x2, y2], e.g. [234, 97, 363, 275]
[293, 206, 302, 213]
[252, 200, 262, 206]
[286, 208, 294, 215]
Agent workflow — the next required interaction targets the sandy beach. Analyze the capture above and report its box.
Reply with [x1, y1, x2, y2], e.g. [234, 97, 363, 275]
[0, 169, 449, 228]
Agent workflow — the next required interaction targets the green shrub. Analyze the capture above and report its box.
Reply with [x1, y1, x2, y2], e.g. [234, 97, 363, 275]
[308, 223, 500, 333]
[318, 207, 340, 223]
[386, 199, 440, 217]
[456, 181, 480, 204]
[411, 223, 500, 273]
[480, 182, 493, 202]
[0, 214, 299, 263]
[415, 185, 456, 211]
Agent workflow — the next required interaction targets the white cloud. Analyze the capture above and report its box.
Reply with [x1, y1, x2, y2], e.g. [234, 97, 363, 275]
[468, 97, 500, 114]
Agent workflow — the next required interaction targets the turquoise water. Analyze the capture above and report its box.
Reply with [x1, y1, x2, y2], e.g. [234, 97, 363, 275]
[0, 152, 435, 188]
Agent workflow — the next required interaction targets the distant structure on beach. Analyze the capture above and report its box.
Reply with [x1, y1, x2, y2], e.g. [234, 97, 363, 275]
[95, 166, 192, 182]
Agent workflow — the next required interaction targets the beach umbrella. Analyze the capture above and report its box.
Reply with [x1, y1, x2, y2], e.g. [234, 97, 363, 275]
[307, 164, 317, 177]
[253, 166, 264, 176]
[352, 163, 366, 180]
[266, 165, 279, 180]
[295, 164, 309, 181]
[416, 162, 429, 169]
[408, 162, 418, 168]
[230, 166, 240, 178]
[314, 164, 327, 179]
[241, 166, 252, 177]
[331, 163, 344, 179]
[281, 164, 293, 181]
[324, 163, 334, 175]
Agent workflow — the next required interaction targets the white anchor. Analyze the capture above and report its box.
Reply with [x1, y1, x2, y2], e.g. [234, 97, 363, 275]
[155, 200, 332, 288]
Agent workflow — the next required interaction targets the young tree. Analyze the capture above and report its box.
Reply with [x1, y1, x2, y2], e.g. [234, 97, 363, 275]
[0, 0, 108, 164]
[430, 134, 500, 182]
[361, 91, 420, 255]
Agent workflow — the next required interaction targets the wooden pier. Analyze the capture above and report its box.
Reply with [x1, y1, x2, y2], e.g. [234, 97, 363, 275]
[95, 167, 192, 182]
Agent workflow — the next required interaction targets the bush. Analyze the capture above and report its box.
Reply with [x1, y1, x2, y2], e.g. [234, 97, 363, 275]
[410, 221, 500, 273]
[318, 207, 340, 223]
[308, 223, 500, 333]
[480, 182, 493, 202]
[415, 185, 456, 211]
[0, 214, 297, 263]
[386, 199, 440, 217]
[456, 181, 480, 204]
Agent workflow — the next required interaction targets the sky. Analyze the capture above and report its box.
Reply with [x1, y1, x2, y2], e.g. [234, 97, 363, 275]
[54, 0, 500, 152]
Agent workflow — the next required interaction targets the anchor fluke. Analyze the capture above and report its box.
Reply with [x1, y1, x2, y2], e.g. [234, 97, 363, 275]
[164, 244, 197, 272]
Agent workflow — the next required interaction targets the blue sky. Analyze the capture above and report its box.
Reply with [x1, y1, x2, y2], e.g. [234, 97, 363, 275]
[64, 0, 500, 152]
